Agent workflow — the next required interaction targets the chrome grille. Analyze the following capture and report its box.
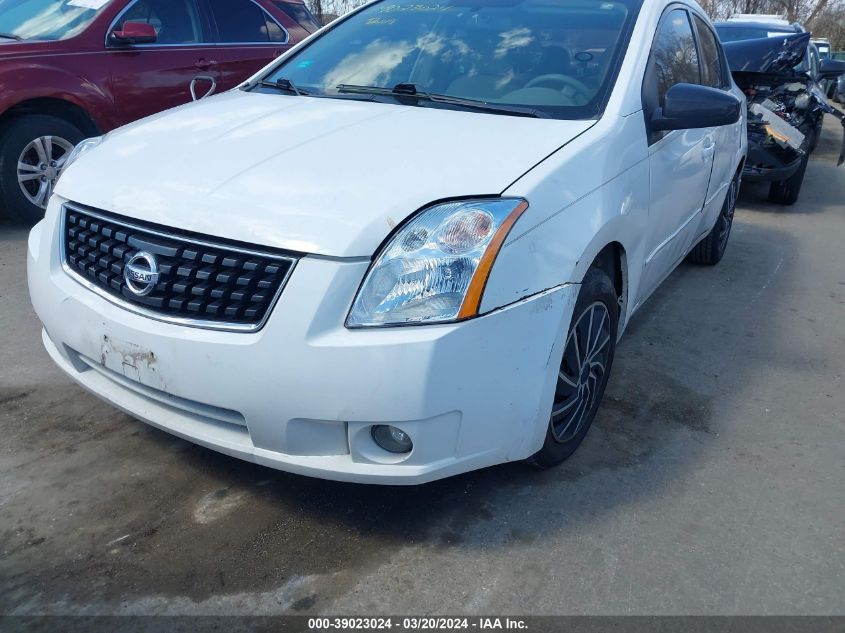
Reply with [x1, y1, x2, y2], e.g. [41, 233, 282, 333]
[61, 203, 297, 331]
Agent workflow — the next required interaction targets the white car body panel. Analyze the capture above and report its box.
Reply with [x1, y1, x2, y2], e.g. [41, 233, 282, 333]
[639, 124, 716, 302]
[29, 0, 747, 483]
[56, 92, 594, 258]
[29, 210, 578, 483]
[484, 112, 651, 318]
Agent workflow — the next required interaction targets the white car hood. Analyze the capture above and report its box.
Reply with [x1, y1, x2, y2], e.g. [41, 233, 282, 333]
[58, 90, 594, 258]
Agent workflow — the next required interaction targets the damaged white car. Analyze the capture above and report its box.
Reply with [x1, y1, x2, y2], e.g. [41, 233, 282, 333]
[29, 0, 745, 484]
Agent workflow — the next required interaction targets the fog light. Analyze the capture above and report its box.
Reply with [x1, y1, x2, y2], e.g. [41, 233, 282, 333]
[371, 425, 413, 454]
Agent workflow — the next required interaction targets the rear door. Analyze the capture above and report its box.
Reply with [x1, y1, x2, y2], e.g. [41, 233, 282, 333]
[267, 1, 320, 38]
[690, 13, 741, 239]
[202, 0, 293, 91]
[107, 0, 220, 126]
[637, 7, 716, 304]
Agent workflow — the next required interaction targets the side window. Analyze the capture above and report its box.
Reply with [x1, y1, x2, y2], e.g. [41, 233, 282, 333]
[692, 15, 723, 88]
[651, 9, 700, 106]
[206, 0, 286, 43]
[271, 1, 320, 33]
[119, 0, 203, 44]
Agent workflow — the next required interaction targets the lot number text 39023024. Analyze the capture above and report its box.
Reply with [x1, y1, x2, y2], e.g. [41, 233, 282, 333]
[307, 617, 529, 630]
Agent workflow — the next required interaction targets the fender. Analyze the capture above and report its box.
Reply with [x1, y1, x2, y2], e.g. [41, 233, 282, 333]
[0, 63, 115, 132]
[481, 112, 650, 328]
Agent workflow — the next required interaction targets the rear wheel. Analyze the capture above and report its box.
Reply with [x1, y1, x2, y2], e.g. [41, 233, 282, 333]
[529, 267, 618, 468]
[0, 115, 83, 224]
[687, 170, 739, 265]
[768, 152, 808, 206]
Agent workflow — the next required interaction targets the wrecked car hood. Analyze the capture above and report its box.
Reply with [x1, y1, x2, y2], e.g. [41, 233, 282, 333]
[723, 31, 845, 167]
[723, 32, 810, 74]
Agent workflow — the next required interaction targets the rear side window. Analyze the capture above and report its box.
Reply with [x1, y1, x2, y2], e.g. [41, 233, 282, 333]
[206, 0, 287, 42]
[692, 15, 723, 88]
[120, 0, 203, 44]
[651, 9, 699, 105]
[271, 1, 320, 33]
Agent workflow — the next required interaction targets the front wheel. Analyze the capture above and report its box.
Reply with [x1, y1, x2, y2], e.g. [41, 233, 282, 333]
[807, 117, 823, 153]
[529, 267, 619, 468]
[0, 114, 83, 224]
[768, 153, 808, 206]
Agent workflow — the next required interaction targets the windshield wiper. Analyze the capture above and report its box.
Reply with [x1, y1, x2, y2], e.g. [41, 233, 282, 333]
[336, 83, 545, 118]
[0, 32, 23, 41]
[256, 78, 309, 96]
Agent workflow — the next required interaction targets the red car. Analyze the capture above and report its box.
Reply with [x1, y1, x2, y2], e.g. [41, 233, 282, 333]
[0, 0, 319, 222]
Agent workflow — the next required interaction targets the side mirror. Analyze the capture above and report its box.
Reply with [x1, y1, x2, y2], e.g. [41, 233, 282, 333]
[652, 83, 742, 132]
[819, 59, 845, 80]
[110, 21, 157, 46]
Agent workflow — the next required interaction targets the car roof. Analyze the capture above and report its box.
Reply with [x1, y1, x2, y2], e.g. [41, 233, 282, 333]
[714, 19, 803, 32]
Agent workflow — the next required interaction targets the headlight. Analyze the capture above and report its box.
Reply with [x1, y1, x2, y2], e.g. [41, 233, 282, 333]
[62, 136, 103, 173]
[347, 198, 528, 327]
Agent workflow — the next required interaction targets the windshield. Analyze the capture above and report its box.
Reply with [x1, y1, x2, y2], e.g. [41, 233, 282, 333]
[263, 0, 639, 119]
[714, 25, 796, 43]
[0, 0, 110, 41]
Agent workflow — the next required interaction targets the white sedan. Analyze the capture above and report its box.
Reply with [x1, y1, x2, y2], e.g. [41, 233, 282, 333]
[28, 0, 746, 484]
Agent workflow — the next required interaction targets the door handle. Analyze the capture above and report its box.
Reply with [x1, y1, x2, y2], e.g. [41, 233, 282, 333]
[190, 76, 217, 101]
[195, 58, 217, 71]
[702, 139, 715, 160]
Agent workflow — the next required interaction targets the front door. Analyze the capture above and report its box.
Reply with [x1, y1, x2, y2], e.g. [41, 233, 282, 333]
[637, 7, 715, 305]
[107, 0, 221, 126]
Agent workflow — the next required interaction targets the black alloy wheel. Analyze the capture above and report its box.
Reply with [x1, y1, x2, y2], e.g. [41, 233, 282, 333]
[551, 301, 613, 443]
[530, 267, 618, 468]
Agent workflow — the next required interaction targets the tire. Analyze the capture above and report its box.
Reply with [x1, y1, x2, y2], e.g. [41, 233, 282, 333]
[687, 170, 740, 266]
[807, 117, 823, 154]
[767, 152, 808, 206]
[0, 114, 84, 224]
[529, 267, 619, 469]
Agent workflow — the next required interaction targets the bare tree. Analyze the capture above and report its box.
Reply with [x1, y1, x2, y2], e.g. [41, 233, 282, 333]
[699, 0, 843, 29]
[306, 0, 369, 24]
[811, 2, 845, 46]
[310, 0, 845, 47]
[804, 0, 831, 24]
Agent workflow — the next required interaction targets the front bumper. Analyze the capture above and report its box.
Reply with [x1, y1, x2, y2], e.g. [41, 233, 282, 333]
[28, 198, 578, 484]
[742, 157, 803, 183]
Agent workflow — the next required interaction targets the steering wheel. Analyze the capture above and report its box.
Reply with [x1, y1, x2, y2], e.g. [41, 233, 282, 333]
[524, 74, 591, 105]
